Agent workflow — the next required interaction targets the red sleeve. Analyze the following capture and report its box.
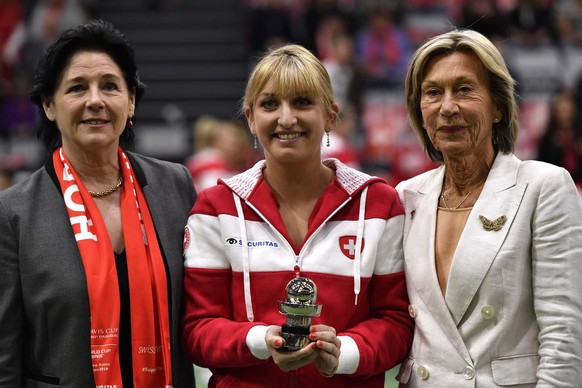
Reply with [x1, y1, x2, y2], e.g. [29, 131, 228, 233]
[181, 189, 268, 368]
[338, 183, 413, 376]
[181, 267, 268, 368]
[344, 271, 414, 377]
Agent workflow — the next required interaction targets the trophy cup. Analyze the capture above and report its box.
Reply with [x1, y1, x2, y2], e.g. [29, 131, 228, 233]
[277, 276, 322, 350]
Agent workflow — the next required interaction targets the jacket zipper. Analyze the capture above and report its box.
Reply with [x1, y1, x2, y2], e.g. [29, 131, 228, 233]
[244, 197, 353, 387]
[245, 197, 352, 273]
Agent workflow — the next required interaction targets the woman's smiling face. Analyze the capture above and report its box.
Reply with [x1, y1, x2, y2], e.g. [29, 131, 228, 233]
[420, 51, 500, 161]
[246, 80, 335, 165]
[42, 50, 135, 156]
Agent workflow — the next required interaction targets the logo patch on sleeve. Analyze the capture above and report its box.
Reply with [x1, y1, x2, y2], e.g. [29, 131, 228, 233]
[183, 226, 191, 254]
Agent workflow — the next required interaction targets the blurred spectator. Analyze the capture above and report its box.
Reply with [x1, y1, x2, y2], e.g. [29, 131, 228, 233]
[0, 152, 26, 190]
[20, 0, 88, 78]
[457, 0, 521, 94]
[354, 7, 413, 87]
[555, 0, 582, 46]
[301, 0, 355, 57]
[458, 0, 508, 41]
[322, 33, 365, 113]
[0, 169, 12, 191]
[403, 1, 450, 46]
[537, 89, 582, 184]
[0, 68, 37, 139]
[184, 116, 253, 192]
[312, 12, 349, 61]
[322, 103, 361, 168]
[0, 0, 24, 88]
[405, 0, 447, 10]
[506, 0, 562, 49]
[246, 0, 294, 58]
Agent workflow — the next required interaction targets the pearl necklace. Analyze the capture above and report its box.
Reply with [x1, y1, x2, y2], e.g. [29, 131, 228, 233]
[88, 176, 123, 198]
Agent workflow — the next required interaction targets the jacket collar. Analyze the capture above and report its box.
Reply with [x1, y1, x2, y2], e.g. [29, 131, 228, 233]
[45, 149, 148, 193]
[403, 153, 527, 358]
[221, 158, 382, 253]
[222, 158, 379, 201]
[126, 151, 147, 188]
[445, 153, 525, 323]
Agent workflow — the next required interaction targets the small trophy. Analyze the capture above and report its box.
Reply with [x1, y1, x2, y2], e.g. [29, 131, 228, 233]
[277, 276, 322, 350]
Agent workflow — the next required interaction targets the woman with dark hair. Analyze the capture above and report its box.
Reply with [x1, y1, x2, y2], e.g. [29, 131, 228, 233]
[0, 19, 196, 387]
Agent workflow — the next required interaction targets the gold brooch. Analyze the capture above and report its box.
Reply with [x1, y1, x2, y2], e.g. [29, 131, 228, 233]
[479, 215, 507, 231]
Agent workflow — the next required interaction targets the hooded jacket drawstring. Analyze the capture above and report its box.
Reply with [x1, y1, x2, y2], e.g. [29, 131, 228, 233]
[233, 193, 254, 322]
[233, 182, 369, 316]
[354, 186, 368, 305]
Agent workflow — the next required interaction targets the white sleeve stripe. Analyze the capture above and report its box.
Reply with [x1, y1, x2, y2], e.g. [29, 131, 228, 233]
[336, 335, 359, 374]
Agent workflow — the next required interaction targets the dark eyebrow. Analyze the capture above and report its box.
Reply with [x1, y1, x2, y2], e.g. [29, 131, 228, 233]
[62, 76, 85, 84]
[64, 73, 122, 83]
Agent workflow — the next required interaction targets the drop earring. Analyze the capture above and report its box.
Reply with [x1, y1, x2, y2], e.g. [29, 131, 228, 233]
[326, 131, 330, 147]
[254, 136, 258, 149]
[127, 117, 134, 129]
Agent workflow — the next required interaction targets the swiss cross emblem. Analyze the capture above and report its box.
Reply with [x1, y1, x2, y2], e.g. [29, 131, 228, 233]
[339, 235, 365, 260]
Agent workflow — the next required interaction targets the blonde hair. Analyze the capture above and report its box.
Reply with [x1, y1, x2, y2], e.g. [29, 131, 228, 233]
[242, 44, 337, 122]
[193, 115, 221, 151]
[405, 29, 518, 163]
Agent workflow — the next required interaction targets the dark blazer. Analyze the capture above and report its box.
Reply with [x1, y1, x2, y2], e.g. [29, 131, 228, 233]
[0, 151, 197, 387]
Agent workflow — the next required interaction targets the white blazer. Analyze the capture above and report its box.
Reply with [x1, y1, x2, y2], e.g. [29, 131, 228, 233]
[395, 153, 582, 387]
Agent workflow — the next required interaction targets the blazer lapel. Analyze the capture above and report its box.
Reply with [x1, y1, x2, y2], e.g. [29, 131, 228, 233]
[128, 154, 172, 258]
[402, 171, 443, 305]
[445, 153, 527, 324]
[403, 167, 474, 363]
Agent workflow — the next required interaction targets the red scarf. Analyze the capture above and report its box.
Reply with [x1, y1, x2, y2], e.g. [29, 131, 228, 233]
[53, 147, 173, 387]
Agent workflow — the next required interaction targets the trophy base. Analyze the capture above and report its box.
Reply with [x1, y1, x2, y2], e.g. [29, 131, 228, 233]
[280, 324, 311, 351]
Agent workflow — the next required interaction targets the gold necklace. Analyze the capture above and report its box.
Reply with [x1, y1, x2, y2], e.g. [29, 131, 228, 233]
[440, 189, 473, 210]
[88, 176, 123, 198]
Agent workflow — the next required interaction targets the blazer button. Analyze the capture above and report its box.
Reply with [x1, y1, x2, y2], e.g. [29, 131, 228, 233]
[408, 304, 418, 318]
[462, 365, 475, 380]
[417, 365, 429, 380]
[480, 305, 495, 320]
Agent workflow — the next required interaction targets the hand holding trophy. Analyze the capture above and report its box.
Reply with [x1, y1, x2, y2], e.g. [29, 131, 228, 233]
[277, 276, 322, 350]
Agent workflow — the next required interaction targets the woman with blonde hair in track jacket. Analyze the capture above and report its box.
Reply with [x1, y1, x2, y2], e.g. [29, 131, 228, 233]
[181, 44, 414, 387]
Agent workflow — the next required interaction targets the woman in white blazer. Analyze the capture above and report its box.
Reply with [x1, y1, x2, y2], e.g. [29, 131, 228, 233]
[395, 29, 582, 387]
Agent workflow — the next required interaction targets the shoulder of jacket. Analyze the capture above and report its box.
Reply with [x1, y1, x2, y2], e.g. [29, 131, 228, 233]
[221, 160, 265, 200]
[325, 158, 385, 195]
[127, 151, 191, 184]
[0, 167, 49, 202]
[396, 166, 441, 192]
[518, 159, 566, 178]
[126, 151, 184, 171]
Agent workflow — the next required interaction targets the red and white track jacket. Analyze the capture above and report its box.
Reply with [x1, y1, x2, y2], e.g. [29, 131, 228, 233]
[182, 159, 413, 387]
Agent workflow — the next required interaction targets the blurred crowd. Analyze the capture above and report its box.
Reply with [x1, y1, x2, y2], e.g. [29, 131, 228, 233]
[0, 0, 97, 189]
[2, 0, 582, 194]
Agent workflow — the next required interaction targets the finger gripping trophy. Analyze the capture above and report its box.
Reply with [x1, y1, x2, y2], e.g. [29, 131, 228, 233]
[277, 276, 322, 350]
